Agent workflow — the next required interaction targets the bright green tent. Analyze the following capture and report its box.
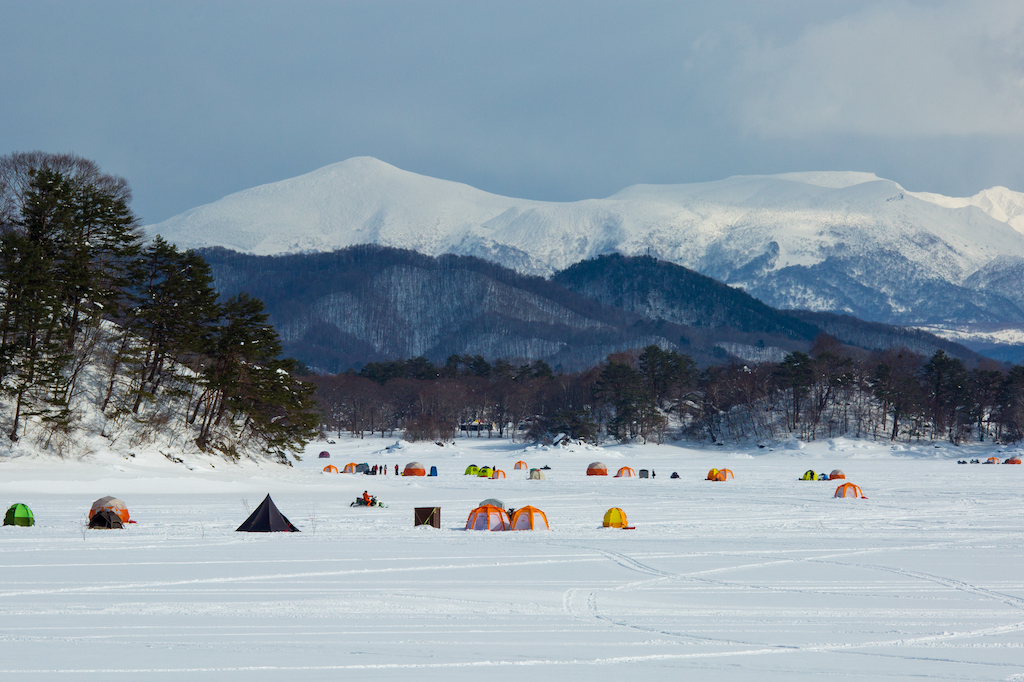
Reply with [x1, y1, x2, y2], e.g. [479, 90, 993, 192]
[800, 470, 817, 480]
[477, 466, 494, 478]
[464, 464, 479, 476]
[3, 503, 34, 527]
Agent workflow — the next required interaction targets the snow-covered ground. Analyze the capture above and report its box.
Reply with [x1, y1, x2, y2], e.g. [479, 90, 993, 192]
[2, 436, 1023, 681]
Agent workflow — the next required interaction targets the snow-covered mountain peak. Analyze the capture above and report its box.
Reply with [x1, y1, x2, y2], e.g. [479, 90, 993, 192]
[146, 158, 1024, 326]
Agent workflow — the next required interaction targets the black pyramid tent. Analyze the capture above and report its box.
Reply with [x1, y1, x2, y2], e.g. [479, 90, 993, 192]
[236, 494, 300, 532]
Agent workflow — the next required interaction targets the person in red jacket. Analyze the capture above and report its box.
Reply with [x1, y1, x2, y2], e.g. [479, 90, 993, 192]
[362, 490, 372, 505]
[394, 463, 399, 475]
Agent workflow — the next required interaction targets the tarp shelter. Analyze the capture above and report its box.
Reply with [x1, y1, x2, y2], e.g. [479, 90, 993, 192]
[90, 496, 129, 524]
[322, 465, 339, 473]
[236, 494, 300, 532]
[429, 465, 438, 476]
[529, 469, 546, 480]
[477, 466, 494, 478]
[465, 465, 480, 476]
[1007, 457, 1022, 464]
[404, 461, 426, 476]
[510, 505, 549, 530]
[834, 483, 867, 499]
[707, 469, 734, 481]
[88, 509, 124, 529]
[639, 469, 649, 478]
[670, 472, 679, 479]
[514, 460, 528, 470]
[829, 469, 846, 480]
[586, 462, 608, 476]
[3, 503, 34, 527]
[801, 470, 817, 480]
[603, 507, 628, 528]
[318, 451, 330, 458]
[479, 498, 505, 509]
[615, 467, 636, 478]
[342, 462, 359, 473]
[986, 457, 1001, 464]
[465, 505, 510, 531]
[818, 473, 829, 480]
[491, 469, 506, 479]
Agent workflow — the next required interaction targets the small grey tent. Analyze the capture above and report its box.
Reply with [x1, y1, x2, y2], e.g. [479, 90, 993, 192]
[88, 509, 124, 529]
[236, 494, 300, 532]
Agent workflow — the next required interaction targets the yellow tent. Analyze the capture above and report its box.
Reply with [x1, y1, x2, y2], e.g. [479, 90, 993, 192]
[603, 507, 628, 528]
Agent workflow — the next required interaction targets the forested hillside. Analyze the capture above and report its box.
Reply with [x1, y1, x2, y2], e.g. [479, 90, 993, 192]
[0, 152, 318, 459]
[204, 245, 984, 373]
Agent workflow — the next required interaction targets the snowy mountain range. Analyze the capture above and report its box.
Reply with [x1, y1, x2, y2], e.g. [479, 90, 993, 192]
[147, 157, 1024, 336]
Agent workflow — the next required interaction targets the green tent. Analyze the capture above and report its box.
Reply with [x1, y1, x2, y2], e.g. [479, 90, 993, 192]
[800, 470, 817, 481]
[477, 466, 494, 478]
[464, 464, 480, 476]
[3, 503, 34, 527]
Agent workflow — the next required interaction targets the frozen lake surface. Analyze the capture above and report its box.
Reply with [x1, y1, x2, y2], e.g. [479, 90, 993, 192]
[1, 436, 1023, 681]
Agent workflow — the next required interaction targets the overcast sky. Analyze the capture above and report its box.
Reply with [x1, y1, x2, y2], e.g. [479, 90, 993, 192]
[3, 1, 1024, 224]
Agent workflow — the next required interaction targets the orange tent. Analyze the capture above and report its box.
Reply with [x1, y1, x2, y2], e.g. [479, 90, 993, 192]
[403, 461, 426, 476]
[1006, 457, 1022, 464]
[829, 469, 846, 480]
[342, 462, 358, 473]
[615, 466, 636, 478]
[834, 482, 867, 498]
[986, 457, 1001, 464]
[603, 507, 628, 528]
[707, 468, 733, 481]
[89, 496, 129, 524]
[491, 469, 506, 479]
[510, 505, 549, 530]
[322, 465, 339, 473]
[465, 505, 510, 531]
[513, 460, 528, 470]
[586, 462, 608, 476]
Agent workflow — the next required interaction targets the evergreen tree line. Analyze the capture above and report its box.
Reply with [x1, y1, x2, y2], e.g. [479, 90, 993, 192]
[309, 341, 1024, 446]
[0, 153, 318, 458]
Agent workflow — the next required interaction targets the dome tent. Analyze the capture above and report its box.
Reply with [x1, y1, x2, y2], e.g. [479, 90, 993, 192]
[342, 462, 359, 473]
[586, 462, 608, 476]
[3, 503, 34, 527]
[89, 509, 124, 529]
[465, 505, 510, 531]
[403, 462, 426, 476]
[89, 496, 130, 524]
[465, 465, 480, 476]
[318, 451, 330, 458]
[529, 469, 546, 480]
[829, 470, 846, 480]
[834, 483, 867, 499]
[510, 506, 549, 530]
[477, 466, 494, 478]
[603, 508, 628, 528]
[236, 494, 300, 532]
[707, 469, 734, 481]
[615, 467, 636, 478]
[801, 470, 817, 480]
[514, 460, 528, 470]
[323, 465, 339, 473]
[479, 498, 505, 509]
[1007, 457, 1022, 464]
[491, 469, 506, 479]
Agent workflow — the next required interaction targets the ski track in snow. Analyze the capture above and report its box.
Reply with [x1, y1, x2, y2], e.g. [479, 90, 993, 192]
[2, 436, 1024, 680]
